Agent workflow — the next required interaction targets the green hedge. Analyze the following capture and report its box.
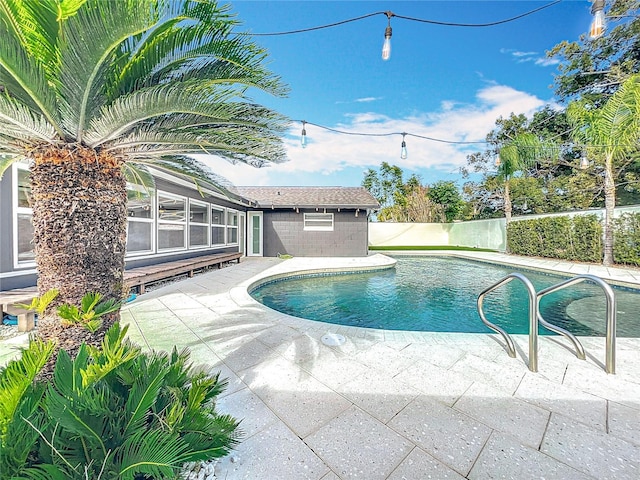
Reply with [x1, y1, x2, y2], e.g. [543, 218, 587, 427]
[614, 213, 640, 266]
[507, 214, 603, 263]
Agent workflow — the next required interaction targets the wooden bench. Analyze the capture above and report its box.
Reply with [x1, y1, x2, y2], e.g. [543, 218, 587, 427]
[0, 288, 38, 332]
[124, 251, 243, 294]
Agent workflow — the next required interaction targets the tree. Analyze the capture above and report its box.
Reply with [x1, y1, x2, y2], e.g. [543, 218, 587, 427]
[427, 181, 463, 222]
[547, 0, 639, 105]
[567, 74, 640, 266]
[362, 162, 405, 210]
[0, 0, 288, 347]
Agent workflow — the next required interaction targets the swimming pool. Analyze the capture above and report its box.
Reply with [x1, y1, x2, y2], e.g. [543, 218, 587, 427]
[250, 256, 640, 337]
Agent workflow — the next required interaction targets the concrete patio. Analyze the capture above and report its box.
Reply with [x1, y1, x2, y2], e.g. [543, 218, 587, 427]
[2, 252, 639, 479]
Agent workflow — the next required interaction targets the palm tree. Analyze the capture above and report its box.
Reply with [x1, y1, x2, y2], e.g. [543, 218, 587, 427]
[497, 132, 543, 226]
[0, 0, 288, 344]
[567, 74, 640, 266]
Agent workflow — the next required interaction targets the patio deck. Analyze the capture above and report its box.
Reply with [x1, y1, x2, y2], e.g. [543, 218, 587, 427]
[2, 252, 639, 479]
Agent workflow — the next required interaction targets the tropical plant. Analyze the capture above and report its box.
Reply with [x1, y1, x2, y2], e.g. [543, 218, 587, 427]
[567, 74, 640, 265]
[57, 292, 121, 332]
[0, 323, 240, 479]
[0, 338, 55, 477]
[14, 289, 59, 316]
[0, 0, 288, 346]
[497, 132, 549, 226]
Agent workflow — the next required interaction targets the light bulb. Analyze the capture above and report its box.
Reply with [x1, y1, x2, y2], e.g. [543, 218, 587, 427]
[301, 121, 307, 148]
[382, 25, 392, 61]
[400, 137, 407, 159]
[495, 155, 501, 167]
[590, 0, 606, 39]
[580, 154, 590, 169]
[590, 9, 605, 39]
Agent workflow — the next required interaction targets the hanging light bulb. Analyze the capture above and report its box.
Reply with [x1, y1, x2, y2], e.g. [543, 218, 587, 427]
[301, 120, 307, 148]
[382, 12, 394, 61]
[590, 0, 606, 39]
[580, 151, 590, 169]
[495, 155, 501, 167]
[400, 133, 408, 159]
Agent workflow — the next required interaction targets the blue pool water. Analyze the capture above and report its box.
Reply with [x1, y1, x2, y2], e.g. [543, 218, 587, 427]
[250, 256, 640, 337]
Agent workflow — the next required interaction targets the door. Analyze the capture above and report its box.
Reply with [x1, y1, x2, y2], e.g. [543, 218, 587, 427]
[247, 211, 263, 256]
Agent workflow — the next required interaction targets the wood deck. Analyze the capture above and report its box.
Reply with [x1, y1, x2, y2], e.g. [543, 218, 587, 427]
[124, 251, 243, 294]
[1, 252, 243, 331]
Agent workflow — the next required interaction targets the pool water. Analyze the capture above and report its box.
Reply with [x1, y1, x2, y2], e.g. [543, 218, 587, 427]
[250, 256, 640, 337]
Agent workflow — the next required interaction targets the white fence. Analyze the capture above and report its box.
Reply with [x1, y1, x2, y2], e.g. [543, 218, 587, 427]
[369, 205, 640, 252]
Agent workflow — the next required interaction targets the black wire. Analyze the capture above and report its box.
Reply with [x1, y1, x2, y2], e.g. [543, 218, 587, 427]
[394, 0, 562, 28]
[298, 121, 488, 144]
[246, 1, 563, 36]
[248, 11, 385, 36]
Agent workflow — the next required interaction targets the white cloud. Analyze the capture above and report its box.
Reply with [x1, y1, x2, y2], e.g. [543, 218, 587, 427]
[501, 48, 558, 67]
[355, 96, 383, 103]
[198, 83, 547, 186]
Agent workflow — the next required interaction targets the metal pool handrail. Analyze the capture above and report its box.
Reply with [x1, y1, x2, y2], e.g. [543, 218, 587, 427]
[477, 273, 539, 372]
[537, 274, 616, 374]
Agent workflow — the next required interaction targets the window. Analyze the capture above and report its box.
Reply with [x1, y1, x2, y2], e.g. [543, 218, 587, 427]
[304, 213, 334, 231]
[157, 193, 186, 250]
[227, 210, 238, 244]
[189, 200, 209, 248]
[126, 185, 154, 254]
[211, 207, 225, 245]
[15, 166, 35, 264]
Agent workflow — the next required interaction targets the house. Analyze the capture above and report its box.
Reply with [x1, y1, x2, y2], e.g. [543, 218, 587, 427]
[237, 186, 379, 257]
[0, 163, 378, 290]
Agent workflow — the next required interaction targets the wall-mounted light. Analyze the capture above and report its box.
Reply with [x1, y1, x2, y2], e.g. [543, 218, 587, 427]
[355, 209, 360, 217]
[400, 133, 408, 159]
[301, 120, 307, 148]
[382, 11, 394, 60]
[296, 207, 299, 213]
[590, 0, 605, 39]
[323, 207, 327, 214]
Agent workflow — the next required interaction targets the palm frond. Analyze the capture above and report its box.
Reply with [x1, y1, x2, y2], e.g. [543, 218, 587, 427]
[0, 3, 62, 135]
[84, 81, 238, 146]
[122, 163, 155, 192]
[0, 337, 54, 443]
[117, 429, 190, 480]
[129, 156, 238, 199]
[0, 153, 20, 178]
[0, 95, 57, 144]
[57, 0, 158, 141]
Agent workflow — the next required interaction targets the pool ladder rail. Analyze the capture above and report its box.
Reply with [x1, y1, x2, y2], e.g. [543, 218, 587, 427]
[477, 274, 617, 374]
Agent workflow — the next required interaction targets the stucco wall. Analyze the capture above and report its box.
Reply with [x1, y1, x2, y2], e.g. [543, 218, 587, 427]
[369, 206, 640, 252]
[263, 209, 369, 257]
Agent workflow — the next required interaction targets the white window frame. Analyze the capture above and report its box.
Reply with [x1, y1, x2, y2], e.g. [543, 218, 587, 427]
[226, 208, 239, 245]
[211, 205, 226, 246]
[188, 198, 210, 249]
[13, 163, 36, 268]
[157, 191, 187, 252]
[304, 212, 334, 231]
[125, 183, 155, 257]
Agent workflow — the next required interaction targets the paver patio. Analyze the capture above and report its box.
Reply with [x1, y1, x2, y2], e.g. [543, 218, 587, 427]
[2, 252, 639, 479]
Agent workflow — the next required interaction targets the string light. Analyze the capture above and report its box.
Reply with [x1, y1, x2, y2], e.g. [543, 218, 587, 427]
[301, 120, 307, 148]
[580, 151, 590, 169]
[590, 0, 606, 39]
[382, 11, 393, 60]
[248, 1, 561, 36]
[400, 133, 408, 159]
[495, 155, 501, 167]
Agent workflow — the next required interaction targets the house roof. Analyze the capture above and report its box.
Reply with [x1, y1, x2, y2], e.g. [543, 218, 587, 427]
[236, 186, 379, 209]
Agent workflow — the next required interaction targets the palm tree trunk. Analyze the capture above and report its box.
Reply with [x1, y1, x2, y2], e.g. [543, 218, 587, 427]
[30, 146, 127, 345]
[602, 155, 616, 266]
[504, 180, 512, 253]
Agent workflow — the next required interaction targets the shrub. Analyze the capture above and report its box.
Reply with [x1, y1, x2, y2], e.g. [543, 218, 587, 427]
[507, 214, 602, 262]
[0, 323, 240, 479]
[613, 213, 640, 266]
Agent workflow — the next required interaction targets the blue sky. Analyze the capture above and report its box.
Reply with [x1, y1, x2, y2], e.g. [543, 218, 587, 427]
[200, 0, 595, 188]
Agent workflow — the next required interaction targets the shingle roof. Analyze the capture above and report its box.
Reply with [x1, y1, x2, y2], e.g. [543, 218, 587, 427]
[236, 186, 379, 209]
